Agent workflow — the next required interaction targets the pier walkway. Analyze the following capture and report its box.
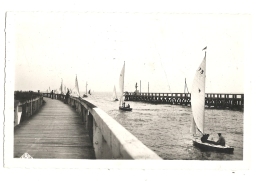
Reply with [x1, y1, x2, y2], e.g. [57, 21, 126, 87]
[14, 97, 95, 159]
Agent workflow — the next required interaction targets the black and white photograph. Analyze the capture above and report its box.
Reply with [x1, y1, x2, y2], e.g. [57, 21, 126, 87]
[2, 1, 255, 178]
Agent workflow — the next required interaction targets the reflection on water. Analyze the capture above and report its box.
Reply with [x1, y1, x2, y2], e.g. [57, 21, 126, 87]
[83, 92, 243, 160]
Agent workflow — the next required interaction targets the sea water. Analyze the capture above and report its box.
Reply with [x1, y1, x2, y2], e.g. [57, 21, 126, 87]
[82, 92, 243, 160]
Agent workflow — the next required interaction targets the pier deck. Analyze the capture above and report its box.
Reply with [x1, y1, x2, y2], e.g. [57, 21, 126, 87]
[14, 97, 95, 159]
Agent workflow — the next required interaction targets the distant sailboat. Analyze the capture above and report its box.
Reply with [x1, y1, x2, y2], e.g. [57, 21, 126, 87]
[191, 47, 234, 153]
[83, 82, 88, 98]
[73, 75, 80, 97]
[184, 78, 189, 93]
[119, 61, 132, 111]
[113, 85, 119, 101]
[60, 79, 64, 95]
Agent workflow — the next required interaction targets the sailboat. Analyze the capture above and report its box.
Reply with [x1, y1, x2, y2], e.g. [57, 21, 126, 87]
[191, 47, 234, 153]
[83, 82, 88, 98]
[74, 75, 80, 97]
[119, 61, 132, 111]
[184, 78, 189, 93]
[113, 85, 119, 101]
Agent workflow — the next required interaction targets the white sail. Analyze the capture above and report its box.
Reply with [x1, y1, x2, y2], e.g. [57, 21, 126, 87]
[75, 75, 80, 97]
[60, 80, 63, 94]
[119, 62, 125, 106]
[86, 82, 88, 94]
[113, 85, 118, 100]
[184, 78, 189, 93]
[191, 51, 206, 134]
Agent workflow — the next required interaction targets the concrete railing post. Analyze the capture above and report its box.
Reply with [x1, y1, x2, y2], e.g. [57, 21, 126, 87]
[78, 102, 81, 114]
[81, 106, 85, 122]
[14, 105, 18, 125]
[26, 102, 28, 117]
[18, 106, 22, 125]
[85, 110, 89, 129]
[87, 113, 94, 143]
[93, 121, 112, 159]
[76, 101, 79, 112]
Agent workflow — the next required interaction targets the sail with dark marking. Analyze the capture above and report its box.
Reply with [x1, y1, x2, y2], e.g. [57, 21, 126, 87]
[191, 49, 206, 134]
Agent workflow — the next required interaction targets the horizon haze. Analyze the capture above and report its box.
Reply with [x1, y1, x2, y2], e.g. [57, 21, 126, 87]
[7, 12, 250, 94]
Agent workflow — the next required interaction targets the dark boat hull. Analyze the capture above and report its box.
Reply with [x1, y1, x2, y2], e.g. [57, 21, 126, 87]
[119, 106, 132, 111]
[193, 138, 234, 154]
[114, 99, 119, 101]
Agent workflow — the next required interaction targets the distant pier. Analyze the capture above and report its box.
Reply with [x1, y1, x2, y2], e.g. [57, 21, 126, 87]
[124, 92, 244, 111]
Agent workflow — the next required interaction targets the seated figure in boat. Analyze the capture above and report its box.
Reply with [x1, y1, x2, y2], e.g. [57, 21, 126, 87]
[127, 104, 130, 108]
[201, 134, 216, 145]
[201, 134, 210, 142]
[215, 133, 226, 146]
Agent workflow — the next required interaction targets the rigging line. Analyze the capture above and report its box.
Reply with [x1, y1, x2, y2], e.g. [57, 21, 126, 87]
[186, 79, 189, 93]
[154, 43, 171, 93]
[184, 78, 189, 94]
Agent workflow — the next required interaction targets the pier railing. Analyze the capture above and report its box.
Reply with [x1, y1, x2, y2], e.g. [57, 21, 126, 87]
[14, 91, 44, 126]
[42, 93, 162, 160]
[125, 92, 244, 110]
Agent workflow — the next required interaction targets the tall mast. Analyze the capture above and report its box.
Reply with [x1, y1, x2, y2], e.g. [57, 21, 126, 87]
[140, 80, 141, 94]
[123, 61, 125, 94]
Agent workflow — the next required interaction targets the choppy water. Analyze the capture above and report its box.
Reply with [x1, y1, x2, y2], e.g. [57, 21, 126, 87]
[82, 92, 243, 160]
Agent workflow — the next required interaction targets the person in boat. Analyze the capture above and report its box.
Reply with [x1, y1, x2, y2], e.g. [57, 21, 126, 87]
[122, 102, 125, 108]
[215, 133, 226, 146]
[127, 104, 130, 108]
[201, 134, 210, 142]
[201, 134, 216, 144]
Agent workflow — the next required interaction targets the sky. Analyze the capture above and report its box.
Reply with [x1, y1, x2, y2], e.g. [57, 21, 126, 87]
[8, 12, 250, 93]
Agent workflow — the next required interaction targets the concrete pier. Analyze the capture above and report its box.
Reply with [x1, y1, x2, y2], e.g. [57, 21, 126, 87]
[42, 93, 162, 159]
